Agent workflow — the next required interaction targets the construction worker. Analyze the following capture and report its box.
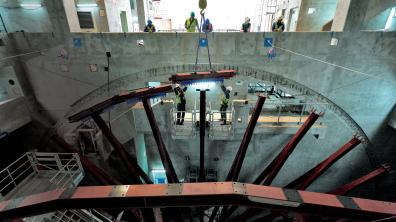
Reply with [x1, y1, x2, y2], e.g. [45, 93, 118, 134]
[220, 84, 232, 125]
[202, 18, 213, 32]
[242, 17, 251, 32]
[185, 12, 199, 32]
[272, 17, 285, 32]
[174, 84, 188, 125]
[144, 20, 156, 33]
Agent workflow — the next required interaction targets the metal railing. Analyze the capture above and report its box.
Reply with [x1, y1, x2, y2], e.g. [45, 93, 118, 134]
[209, 107, 235, 139]
[48, 153, 83, 189]
[0, 153, 36, 197]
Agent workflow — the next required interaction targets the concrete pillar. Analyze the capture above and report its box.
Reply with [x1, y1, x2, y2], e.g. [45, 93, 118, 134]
[342, 0, 370, 32]
[135, 0, 146, 31]
[135, 133, 149, 173]
[331, 0, 352, 31]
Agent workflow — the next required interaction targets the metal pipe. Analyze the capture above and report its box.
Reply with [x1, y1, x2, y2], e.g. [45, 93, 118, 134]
[286, 137, 361, 190]
[213, 95, 266, 222]
[92, 114, 152, 184]
[199, 90, 206, 182]
[329, 164, 391, 195]
[142, 97, 179, 183]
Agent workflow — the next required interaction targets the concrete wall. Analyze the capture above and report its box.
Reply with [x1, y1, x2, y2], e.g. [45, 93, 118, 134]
[0, 1, 52, 32]
[0, 66, 23, 102]
[363, 0, 396, 31]
[296, 0, 338, 31]
[330, 0, 351, 31]
[104, 0, 134, 32]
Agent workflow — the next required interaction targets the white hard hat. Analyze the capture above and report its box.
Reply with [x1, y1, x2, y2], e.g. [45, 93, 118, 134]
[226, 86, 233, 92]
[175, 83, 181, 88]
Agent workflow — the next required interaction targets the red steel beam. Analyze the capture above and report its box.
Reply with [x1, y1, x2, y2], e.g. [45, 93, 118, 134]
[285, 137, 362, 190]
[255, 112, 320, 186]
[51, 134, 121, 185]
[213, 95, 266, 222]
[169, 70, 236, 83]
[199, 90, 206, 182]
[329, 164, 391, 195]
[142, 97, 179, 183]
[92, 114, 152, 184]
[1, 182, 395, 221]
[50, 134, 143, 221]
[68, 85, 173, 123]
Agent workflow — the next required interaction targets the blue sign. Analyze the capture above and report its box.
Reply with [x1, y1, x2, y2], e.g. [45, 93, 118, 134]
[264, 38, 273, 47]
[73, 37, 82, 48]
[199, 38, 208, 47]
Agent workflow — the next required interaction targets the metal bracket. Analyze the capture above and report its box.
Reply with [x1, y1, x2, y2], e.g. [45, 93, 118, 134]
[232, 182, 246, 195]
[166, 184, 183, 196]
[110, 185, 129, 197]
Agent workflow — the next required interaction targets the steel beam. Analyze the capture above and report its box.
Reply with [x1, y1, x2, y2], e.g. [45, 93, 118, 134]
[142, 97, 179, 183]
[169, 70, 236, 83]
[255, 112, 320, 186]
[92, 113, 152, 184]
[68, 85, 173, 123]
[50, 134, 143, 221]
[51, 134, 121, 185]
[285, 137, 361, 190]
[1, 182, 395, 221]
[329, 164, 391, 195]
[214, 95, 266, 222]
[226, 112, 320, 222]
[199, 90, 206, 182]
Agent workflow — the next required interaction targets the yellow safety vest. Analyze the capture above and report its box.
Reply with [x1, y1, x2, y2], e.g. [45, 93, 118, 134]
[186, 18, 198, 32]
[221, 95, 229, 107]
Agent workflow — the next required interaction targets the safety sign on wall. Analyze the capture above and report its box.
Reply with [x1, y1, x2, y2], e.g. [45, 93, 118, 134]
[264, 38, 273, 47]
[73, 38, 82, 48]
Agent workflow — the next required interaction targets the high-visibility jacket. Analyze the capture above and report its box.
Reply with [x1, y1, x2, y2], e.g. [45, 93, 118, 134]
[185, 18, 198, 32]
[221, 95, 229, 107]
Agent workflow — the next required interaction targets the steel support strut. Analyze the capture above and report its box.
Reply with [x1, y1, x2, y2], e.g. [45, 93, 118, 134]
[199, 91, 206, 182]
[329, 164, 391, 195]
[285, 137, 361, 190]
[224, 112, 321, 221]
[50, 134, 144, 221]
[210, 95, 266, 222]
[1, 182, 396, 221]
[92, 113, 152, 184]
[51, 134, 121, 185]
[254, 112, 320, 186]
[142, 97, 179, 183]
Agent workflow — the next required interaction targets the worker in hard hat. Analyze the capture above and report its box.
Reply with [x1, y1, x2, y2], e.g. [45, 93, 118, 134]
[185, 12, 199, 32]
[202, 18, 213, 32]
[272, 17, 285, 32]
[174, 84, 188, 125]
[242, 17, 251, 32]
[144, 20, 156, 33]
[220, 84, 232, 125]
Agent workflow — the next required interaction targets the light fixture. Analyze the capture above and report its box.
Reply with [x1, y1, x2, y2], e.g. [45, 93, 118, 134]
[76, 3, 98, 7]
[20, 3, 42, 9]
[151, 169, 166, 174]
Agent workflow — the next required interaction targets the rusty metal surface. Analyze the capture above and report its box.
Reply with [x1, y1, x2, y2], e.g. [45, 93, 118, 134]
[0, 183, 395, 221]
[245, 184, 287, 200]
[71, 186, 113, 199]
[18, 190, 65, 208]
[126, 184, 168, 197]
[352, 197, 396, 215]
[299, 191, 343, 208]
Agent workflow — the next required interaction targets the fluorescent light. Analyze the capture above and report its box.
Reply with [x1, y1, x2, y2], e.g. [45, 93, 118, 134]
[77, 3, 98, 7]
[20, 3, 42, 9]
[151, 169, 165, 173]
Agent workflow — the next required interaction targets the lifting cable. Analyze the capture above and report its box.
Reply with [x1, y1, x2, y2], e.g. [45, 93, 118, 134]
[194, 0, 213, 73]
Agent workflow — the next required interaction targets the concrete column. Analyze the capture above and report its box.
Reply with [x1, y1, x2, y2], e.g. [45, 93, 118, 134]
[331, 0, 352, 31]
[342, 0, 369, 32]
[135, 133, 149, 173]
[135, 0, 146, 31]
